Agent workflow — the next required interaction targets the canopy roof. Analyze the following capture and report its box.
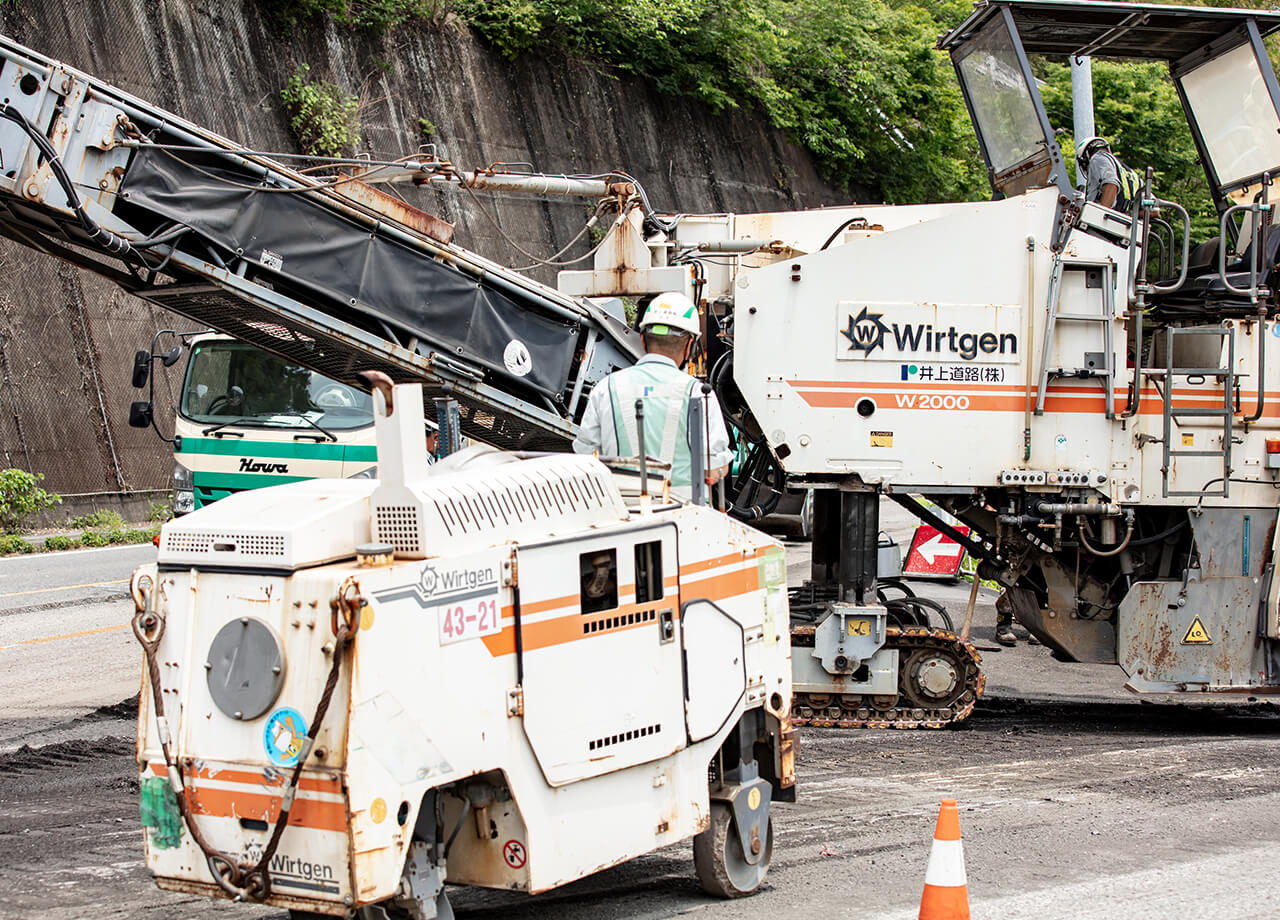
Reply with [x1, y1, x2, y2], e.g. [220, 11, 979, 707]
[939, 0, 1280, 61]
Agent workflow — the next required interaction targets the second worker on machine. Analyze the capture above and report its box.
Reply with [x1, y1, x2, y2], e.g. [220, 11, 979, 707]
[573, 292, 733, 499]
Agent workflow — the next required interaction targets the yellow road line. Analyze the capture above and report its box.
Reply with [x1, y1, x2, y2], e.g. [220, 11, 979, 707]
[0, 623, 129, 650]
[0, 578, 129, 600]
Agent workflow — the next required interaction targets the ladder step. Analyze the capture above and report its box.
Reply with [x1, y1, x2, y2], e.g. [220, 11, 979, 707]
[1170, 408, 1231, 418]
[1047, 369, 1112, 377]
[1168, 449, 1227, 458]
[1052, 312, 1114, 321]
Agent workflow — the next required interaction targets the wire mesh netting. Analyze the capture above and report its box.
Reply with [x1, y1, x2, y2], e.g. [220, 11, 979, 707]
[0, 241, 183, 493]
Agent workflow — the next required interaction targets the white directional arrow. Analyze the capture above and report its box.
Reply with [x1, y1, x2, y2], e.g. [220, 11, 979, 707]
[917, 533, 964, 565]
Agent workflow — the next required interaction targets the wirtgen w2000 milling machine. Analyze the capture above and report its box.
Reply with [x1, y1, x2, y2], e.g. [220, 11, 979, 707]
[564, 0, 1280, 718]
[130, 376, 794, 916]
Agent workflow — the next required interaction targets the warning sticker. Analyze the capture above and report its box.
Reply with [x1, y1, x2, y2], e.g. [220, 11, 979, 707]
[1182, 616, 1213, 645]
[846, 618, 872, 637]
[870, 430, 893, 448]
[503, 839, 527, 869]
[1181, 433, 1194, 447]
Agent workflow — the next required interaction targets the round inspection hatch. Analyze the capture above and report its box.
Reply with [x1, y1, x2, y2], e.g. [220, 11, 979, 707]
[205, 617, 285, 721]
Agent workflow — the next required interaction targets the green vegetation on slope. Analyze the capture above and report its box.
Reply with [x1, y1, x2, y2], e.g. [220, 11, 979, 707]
[262, 0, 1280, 221]
[456, 0, 985, 203]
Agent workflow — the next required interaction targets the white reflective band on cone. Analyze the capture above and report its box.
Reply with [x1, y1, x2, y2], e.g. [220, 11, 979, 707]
[923, 839, 968, 887]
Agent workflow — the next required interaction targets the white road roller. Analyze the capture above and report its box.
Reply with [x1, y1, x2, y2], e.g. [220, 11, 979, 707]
[130, 375, 794, 917]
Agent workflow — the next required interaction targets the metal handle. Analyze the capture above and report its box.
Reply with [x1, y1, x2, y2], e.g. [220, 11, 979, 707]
[1145, 198, 1191, 294]
[1218, 203, 1271, 298]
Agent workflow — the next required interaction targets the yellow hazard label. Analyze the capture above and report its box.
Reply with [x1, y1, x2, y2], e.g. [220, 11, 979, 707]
[1182, 616, 1212, 645]
[1181, 433, 1194, 446]
[847, 618, 872, 637]
[870, 431, 893, 448]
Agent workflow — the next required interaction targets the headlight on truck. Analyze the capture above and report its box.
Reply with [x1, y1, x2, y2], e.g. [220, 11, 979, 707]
[173, 462, 194, 514]
[349, 465, 378, 480]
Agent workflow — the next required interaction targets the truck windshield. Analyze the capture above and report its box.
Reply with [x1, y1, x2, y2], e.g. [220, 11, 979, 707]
[180, 340, 374, 430]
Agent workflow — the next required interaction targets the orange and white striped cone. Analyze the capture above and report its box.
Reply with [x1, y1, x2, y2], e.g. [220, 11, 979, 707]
[918, 799, 970, 920]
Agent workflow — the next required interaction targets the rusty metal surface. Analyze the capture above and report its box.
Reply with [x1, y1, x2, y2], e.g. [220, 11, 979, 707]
[336, 176, 455, 244]
[1188, 507, 1278, 578]
[1118, 576, 1265, 690]
[1010, 560, 1119, 664]
[153, 876, 344, 916]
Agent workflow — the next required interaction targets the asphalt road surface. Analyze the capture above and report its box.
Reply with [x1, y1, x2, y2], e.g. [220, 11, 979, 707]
[1, 536, 1278, 919]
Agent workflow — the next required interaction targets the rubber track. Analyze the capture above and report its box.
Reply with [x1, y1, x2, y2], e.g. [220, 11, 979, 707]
[790, 626, 986, 730]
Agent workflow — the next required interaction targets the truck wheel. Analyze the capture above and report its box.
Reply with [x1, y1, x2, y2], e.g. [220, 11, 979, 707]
[693, 801, 773, 897]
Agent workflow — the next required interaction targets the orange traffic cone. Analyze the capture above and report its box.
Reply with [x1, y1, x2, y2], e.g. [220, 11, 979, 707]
[918, 799, 970, 920]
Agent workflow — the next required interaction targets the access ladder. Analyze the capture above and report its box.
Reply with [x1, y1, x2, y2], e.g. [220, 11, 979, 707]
[1035, 259, 1118, 419]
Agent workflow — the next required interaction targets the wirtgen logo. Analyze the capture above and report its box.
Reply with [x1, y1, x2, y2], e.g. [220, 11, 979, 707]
[841, 309, 1017, 361]
[841, 307, 892, 355]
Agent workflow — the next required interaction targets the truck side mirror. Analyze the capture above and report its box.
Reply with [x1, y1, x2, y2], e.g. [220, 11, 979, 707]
[131, 350, 151, 388]
[160, 345, 183, 367]
[129, 400, 154, 428]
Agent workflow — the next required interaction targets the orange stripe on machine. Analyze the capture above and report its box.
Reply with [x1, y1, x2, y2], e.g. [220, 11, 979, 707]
[143, 762, 347, 833]
[789, 379, 1274, 416]
[479, 551, 763, 657]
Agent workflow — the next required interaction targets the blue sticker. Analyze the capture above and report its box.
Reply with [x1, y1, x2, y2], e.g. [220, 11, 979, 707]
[264, 707, 308, 767]
[1272, 322, 1280, 338]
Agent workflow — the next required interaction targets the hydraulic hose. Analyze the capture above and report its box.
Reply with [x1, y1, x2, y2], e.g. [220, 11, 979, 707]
[1077, 514, 1134, 557]
[2, 105, 133, 256]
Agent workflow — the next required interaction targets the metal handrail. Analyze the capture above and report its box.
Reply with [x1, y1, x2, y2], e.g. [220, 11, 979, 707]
[1144, 198, 1191, 294]
[1121, 169, 1156, 420]
[1218, 202, 1272, 299]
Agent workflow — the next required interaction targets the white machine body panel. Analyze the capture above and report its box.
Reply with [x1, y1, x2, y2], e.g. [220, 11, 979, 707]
[135, 384, 793, 912]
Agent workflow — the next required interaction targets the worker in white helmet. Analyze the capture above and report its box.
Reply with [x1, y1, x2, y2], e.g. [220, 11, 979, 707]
[573, 292, 733, 498]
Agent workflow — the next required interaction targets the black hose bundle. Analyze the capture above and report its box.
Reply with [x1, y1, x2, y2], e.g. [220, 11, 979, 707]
[2, 104, 133, 255]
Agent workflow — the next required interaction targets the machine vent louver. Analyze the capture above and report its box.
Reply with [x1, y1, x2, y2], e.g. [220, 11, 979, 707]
[376, 505, 421, 554]
[588, 723, 661, 752]
[428, 466, 616, 538]
[163, 531, 286, 558]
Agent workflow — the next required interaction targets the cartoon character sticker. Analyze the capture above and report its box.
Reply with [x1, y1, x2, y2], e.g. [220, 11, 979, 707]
[264, 707, 308, 767]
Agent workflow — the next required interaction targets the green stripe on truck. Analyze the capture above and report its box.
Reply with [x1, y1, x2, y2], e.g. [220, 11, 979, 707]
[177, 439, 377, 462]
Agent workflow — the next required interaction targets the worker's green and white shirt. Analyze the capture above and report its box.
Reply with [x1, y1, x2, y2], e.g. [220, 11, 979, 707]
[572, 354, 733, 488]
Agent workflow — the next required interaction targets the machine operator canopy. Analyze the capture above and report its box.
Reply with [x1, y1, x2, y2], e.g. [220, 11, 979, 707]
[938, 0, 1280, 204]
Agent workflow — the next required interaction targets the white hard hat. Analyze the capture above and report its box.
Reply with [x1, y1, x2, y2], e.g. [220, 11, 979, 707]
[1075, 135, 1109, 168]
[639, 292, 701, 338]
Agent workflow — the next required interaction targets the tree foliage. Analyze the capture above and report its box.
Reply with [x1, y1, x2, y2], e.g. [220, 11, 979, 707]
[268, 0, 1280, 220]
[258, 0, 443, 34]
[455, 0, 986, 202]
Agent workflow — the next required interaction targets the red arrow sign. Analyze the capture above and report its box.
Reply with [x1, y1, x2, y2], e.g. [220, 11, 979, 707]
[902, 524, 969, 578]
